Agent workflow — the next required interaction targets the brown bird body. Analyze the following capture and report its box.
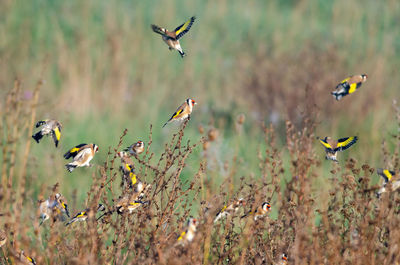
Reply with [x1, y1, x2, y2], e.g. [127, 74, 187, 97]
[242, 201, 271, 220]
[32, 119, 62, 147]
[64, 143, 99, 172]
[176, 218, 198, 245]
[163, 98, 197, 127]
[331, 74, 367, 100]
[124, 140, 145, 156]
[214, 198, 245, 223]
[151, 16, 196, 58]
[39, 193, 70, 225]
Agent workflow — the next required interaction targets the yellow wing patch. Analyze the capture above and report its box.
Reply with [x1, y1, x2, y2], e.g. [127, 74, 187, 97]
[174, 16, 196, 39]
[130, 174, 137, 185]
[172, 109, 183, 119]
[348, 83, 357, 94]
[54, 127, 61, 141]
[319, 139, 333, 150]
[70, 147, 80, 153]
[177, 231, 186, 241]
[383, 169, 393, 181]
[336, 137, 355, 148]
[340, 77, 350, 84]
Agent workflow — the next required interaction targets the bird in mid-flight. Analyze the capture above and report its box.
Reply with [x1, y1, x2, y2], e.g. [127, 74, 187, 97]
[331, 74, 367, 100]
[32, 119, 62, 147]
[318, 136, 358, 162]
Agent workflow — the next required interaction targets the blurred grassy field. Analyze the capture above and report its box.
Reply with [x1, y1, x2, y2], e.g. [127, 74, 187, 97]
[1, 0, 400, 212]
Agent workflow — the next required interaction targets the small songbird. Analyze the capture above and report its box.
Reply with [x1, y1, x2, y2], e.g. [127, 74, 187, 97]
[276, 253, 288, 265]
[39, 193, 70, 225]
[0, 229, 6, 248]
[115, 196, 148, 214]
[318, 136, 358, 162]
[19, 250, 37, 265]
[376, 168, 400, 197]
[176, 217, 198, 245]
[65, 204, 105, 226]
[117, 151, 143, 191]
[331, 74, 368, 100]
[214, 198, 246, 223]
[242, 201, 271, 221]
[64, 143, 99, 172]
[151, 16, 196, 58]
[32, 119, 62, 147]
[124, 140, 145, 156]
[163, 98, 197, 128]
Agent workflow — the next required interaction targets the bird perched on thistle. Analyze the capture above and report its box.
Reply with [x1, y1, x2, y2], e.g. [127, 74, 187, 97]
[124, 140, 145, 156]
[376, 168, 400, 197]
[151, 16, 196, 58]
[214, 198, 246, 223]
[63, 143, 99, 172]
[32, 119, 62, 147]
[241, 201, 271, 221]
[331, 74, 368, 100]
[39, 193, 70, 225]
[116, 151, 144, 191]
[318, 136, 358, 162]
[176, 217, 198, 246]
[163, 98, 197, 128]
[65, 204, 105, 226]
[19, 250, 37, 265]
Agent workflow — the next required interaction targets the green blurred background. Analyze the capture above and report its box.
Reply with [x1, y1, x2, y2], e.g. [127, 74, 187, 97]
[1, 0, 400, 210]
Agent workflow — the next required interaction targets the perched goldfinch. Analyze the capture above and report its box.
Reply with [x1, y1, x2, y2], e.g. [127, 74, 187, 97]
[64, 143, 99, 172]
[242, 201, 271, 220]
[318, 136, 358, 162]
[376, 168, 400, 197]
[117, 151, 143, 191]
[331, 74, 368, 100]
[214, 198, 246, 223]
[65, 204, 105, 226]
[163, 98, 197, 128]
[19, 251, 37, 265]
[176, 217, 198, 245]
[277, 253, 288, 265]
[115, 196, 148, 214]
[0, 229, 6, 248]
[124, 140, 145, 156]
[39, 193, 70, 225]
[32, 119, 62, 147]
[151, 16, 196, 58]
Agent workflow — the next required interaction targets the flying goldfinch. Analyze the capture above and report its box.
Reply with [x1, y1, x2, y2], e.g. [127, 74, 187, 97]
[376, 168, 400, 197]
[19, 251, 37, 265]
[151, 16, 196, 58]
[331, 74, 368, 100]
[176, 217, 198, 245]
[64, 143, 99, 172]
[163, 98, 197, 128]
[32, 119, 62, 147]
[241, 201, 271, 220]
[65, 204, 105, 226]
[124, 140, 145, 156]
[39, 193, 70, 225]
[318, 136, 358, 162]
[0, 229, 6, 248]
[214, 198, 246, 223]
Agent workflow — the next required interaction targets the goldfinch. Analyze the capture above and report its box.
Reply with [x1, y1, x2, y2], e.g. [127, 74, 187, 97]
[376, 168, 400, 197]
[124, 140, 145, 156]
[214, 198, 246, 223]
[32, 119, 62, 147]
[242, 201, 271, 220]
[331, 74, 367, 100]
[39, 193, 70, 225]
[277, 253, 288, 265]
[64, 143, 99, 172]
[65, 204, 105, 226]
[151, 16, 196, 58]
[0, 229, 6, 248]
[117, 151, 143, 191]
[115, 196, 148, 214]
[176, 217, 198, 245]
[318, 136, 358, 162]
[19, 251, 37, 265]
[163, 98, 197, 128]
